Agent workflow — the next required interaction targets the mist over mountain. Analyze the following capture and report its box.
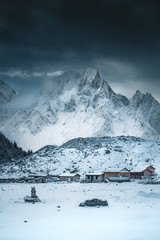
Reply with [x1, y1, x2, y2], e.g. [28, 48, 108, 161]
[0, 68, 160, 151]
[0, 80, 16, 104]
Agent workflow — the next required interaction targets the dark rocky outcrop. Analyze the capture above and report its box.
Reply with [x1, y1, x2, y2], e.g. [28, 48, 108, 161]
[79, 198, 108, 207]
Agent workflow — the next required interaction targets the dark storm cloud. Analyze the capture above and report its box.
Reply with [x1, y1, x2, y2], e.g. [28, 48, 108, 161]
[0, 0, 160, 99]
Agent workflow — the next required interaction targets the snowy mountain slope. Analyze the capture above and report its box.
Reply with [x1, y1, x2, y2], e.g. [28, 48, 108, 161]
[128, 91, 160, 137]
[0, 80, 17, 125]
[0, 136, 160, 178]
[0, 80, 16, 104]
[0, 68, 160, 151]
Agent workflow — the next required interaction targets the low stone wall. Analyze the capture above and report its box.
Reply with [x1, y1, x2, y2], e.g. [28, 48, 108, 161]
[81, 179, 103, 183]
[0, 176, 60, 183]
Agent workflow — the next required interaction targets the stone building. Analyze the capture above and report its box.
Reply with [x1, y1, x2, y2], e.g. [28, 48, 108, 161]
[59, 173, 81, 181]
[85, 173, 104, 183]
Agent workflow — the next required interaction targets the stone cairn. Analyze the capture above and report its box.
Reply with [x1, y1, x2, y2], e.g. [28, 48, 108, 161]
[24, 187, 41, 203]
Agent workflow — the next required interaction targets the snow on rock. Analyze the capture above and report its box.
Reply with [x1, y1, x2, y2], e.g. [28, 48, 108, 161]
[79, 198, 108, 207]
[1, 68, 160, 151]
[0, 136, 160, 178]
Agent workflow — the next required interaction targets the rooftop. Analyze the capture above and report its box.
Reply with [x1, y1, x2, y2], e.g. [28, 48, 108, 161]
[85, 173, 103, 176]
[59, 173, 80, 177]
[131, 166, 148, 172]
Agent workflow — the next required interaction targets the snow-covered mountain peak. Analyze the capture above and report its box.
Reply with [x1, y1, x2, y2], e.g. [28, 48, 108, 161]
[82, 67, 100, 81]
[78, 68, 115, 103]
[79, 68, 102, 89]
[131, 90, 144, 101]
[130, 90, 158, 109]
[1, 68, 160, 151]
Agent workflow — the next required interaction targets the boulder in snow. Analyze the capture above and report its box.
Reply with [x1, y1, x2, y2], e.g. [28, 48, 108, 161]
[79, 198, 108, 207]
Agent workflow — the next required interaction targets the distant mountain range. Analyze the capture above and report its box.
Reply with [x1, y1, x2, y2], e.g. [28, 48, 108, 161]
[0, 68, 160, 151]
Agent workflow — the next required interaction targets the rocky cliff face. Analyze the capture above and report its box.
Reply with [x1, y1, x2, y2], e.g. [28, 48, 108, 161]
[0, 80, 16, 104]
[0, 68, 160, 151]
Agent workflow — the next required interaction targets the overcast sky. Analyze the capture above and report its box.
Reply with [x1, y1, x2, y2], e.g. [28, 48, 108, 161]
[0, 0, 160, 101]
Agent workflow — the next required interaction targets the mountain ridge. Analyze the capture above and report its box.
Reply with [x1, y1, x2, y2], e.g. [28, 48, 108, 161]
[0, 136, 160, 178]
[0, 68, 160, 151]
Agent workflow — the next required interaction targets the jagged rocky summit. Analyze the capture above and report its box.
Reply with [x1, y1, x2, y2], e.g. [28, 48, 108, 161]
[0, 68, 160, 151]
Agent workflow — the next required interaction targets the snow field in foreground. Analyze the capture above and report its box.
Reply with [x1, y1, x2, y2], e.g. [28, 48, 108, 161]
[0, 182, 160, 240]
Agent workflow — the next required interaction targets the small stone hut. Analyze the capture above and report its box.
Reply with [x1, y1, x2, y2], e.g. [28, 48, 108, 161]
[59, 173, 81, 182]
[85, 173, 104, 183]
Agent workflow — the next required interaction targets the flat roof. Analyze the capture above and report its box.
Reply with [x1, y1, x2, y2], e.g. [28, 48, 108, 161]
[104, 168, 130, 172]
[59, 173, 80, 177]
[85, 173, 103, 176]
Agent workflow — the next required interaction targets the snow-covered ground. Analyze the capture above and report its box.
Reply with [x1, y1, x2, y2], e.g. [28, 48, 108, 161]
[1, 136, 160, 178]
[0, 182, 160, 240]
